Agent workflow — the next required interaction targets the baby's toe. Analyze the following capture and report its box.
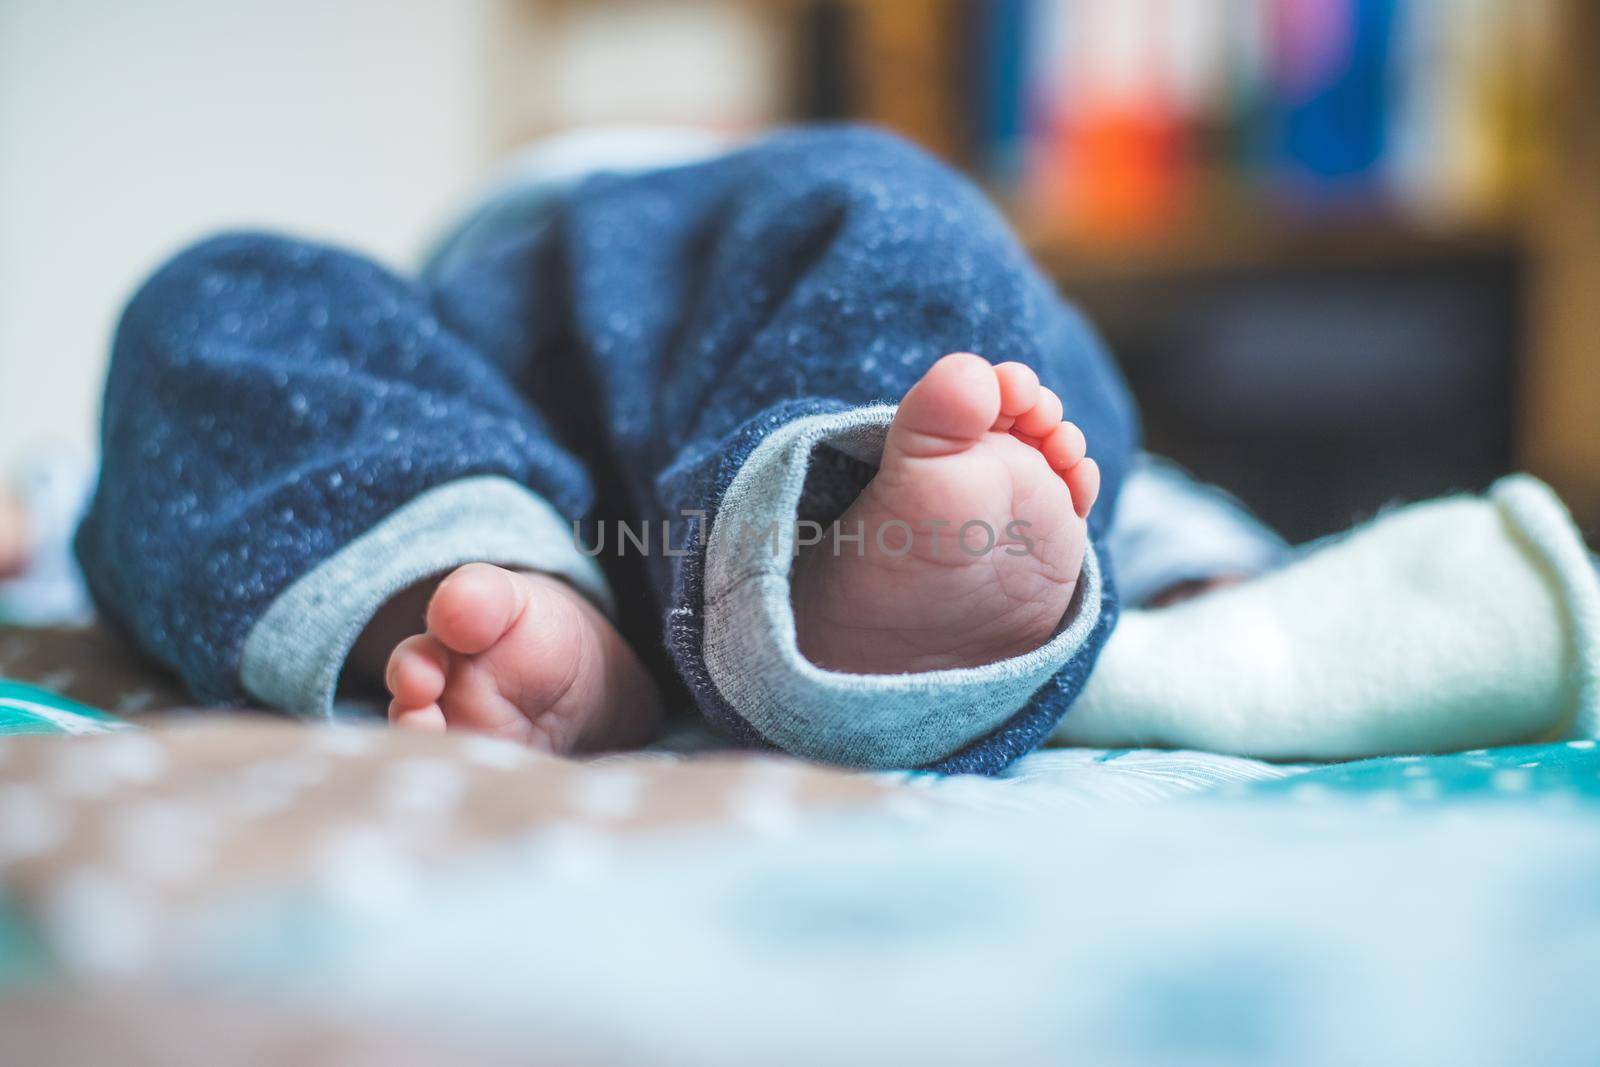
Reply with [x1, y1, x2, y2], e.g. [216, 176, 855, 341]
[994, 362, 1040, 419]
[1064, 456, 1101, 519]
[1041, 421, 1087, 471]
[386, 633, 449, 707]
[426, 563, 531, 655]
[389, 701, 447, 732]
[1011, 386, 1063, 440]
[887, 352, 1003, 458]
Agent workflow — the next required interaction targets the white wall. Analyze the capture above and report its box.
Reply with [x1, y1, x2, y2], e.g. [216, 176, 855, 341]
[528, 0, 785, 132]
[0, 0, 501, 469]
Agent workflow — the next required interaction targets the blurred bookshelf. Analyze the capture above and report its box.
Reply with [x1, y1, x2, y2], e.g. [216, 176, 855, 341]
[511, 0, 1600, 538]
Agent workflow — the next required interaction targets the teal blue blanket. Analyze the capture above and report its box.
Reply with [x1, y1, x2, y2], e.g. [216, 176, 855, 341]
[4, 723, 1597, 1065]
[185, 740, 1600, 1065]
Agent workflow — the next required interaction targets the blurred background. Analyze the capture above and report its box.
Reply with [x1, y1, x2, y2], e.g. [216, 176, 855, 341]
[2, 0, 1596, 542]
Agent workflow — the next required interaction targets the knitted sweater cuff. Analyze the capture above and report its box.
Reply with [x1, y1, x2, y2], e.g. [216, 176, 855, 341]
[701, 404, 1104, 768]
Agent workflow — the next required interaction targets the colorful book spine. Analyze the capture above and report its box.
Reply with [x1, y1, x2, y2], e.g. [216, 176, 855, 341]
[971, 0, 1032, 186]
[803, 0, 1553, 236]
[1267, 0, 1399, 211]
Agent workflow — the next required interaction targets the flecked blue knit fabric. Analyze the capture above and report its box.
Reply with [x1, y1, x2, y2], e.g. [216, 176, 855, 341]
[76, 126, 1139, 773]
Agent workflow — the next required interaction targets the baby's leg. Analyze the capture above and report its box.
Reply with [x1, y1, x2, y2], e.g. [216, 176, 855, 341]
[77, 233, 659, 751]
[552, 126, 1140, 771]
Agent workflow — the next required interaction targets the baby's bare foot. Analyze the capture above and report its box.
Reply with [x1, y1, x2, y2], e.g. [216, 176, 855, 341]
[792, 352, 1099, 674]
[384, 564, 662, 753]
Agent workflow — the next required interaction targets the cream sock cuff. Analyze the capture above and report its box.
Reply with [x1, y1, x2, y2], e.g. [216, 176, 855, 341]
[1053, 475, 1600, 758]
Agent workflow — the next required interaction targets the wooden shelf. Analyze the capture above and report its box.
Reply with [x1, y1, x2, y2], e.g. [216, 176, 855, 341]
[1017, 215, 1521, 286]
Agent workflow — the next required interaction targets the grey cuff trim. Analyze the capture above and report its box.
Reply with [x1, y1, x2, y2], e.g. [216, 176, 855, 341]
[703, 405, 1104, 768]
[239, 475, 612, 718]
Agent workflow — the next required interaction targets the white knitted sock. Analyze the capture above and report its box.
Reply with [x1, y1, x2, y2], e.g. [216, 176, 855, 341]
[1054, 475, 1600, 758]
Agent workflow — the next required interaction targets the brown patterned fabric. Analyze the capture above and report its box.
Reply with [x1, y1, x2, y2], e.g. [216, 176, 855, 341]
[0, 988, 547, 1067]
[0, 624, 190, 718]
[0, 721, 895, 937]
[0, 625, 905, 1061]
